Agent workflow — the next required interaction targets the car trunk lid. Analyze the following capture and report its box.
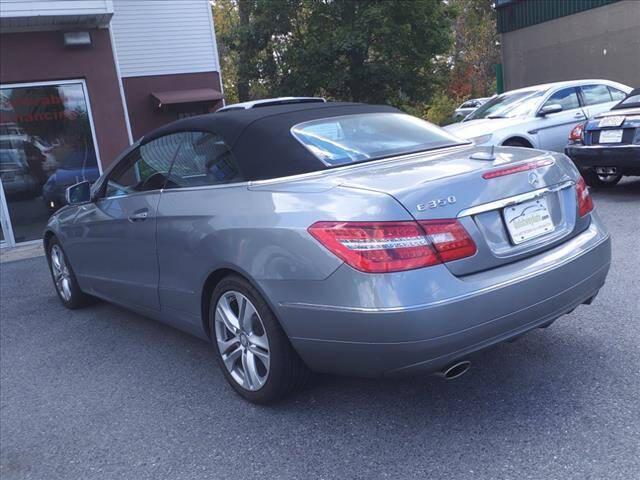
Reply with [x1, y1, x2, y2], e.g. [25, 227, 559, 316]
[332, 145, 586, 276]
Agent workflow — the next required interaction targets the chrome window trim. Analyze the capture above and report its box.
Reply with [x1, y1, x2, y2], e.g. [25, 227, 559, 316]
[457, 180, 575, 218]
[159, 181, 250, 194]
[97, 144, 473, 196]
[99, 187, 164, 202]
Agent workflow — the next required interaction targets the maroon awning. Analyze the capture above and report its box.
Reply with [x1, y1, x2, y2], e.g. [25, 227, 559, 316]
[151, 88, 224, 107]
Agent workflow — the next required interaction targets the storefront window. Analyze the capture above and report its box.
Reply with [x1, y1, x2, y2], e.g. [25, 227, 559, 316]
[0, 81, 99, 244]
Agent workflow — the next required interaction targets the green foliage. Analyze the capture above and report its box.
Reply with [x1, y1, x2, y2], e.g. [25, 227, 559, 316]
[213, 0, 453, 110]
[424, 91, 459, 126]
[212, 0, 240, 104]
[212, 0, 498, 126]
[447, 0, 499, 98]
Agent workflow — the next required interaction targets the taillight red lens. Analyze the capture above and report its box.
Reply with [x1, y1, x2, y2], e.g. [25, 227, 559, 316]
[576, 176, 594, 217]
[419, 220, 477, 262]
[482, 159, 555, 179]
[569, 122, 586, 142]
[308, 220, 476, 273]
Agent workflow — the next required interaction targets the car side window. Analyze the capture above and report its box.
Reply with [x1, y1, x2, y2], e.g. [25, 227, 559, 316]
[543, 87, 580, 111]
[164, 131, 243, 188]
[104, 134, 182, 198]
[608, 87, 626, 101]
[580, 84, 613, 106]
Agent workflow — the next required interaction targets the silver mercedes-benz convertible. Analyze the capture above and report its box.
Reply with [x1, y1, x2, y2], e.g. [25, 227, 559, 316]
[45, 100, 611, 403]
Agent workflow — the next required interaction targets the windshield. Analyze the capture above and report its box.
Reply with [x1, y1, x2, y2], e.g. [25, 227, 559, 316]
[291, 113, 467, 166]
[465, 90, 545, 120]
[611, 89, 640, 110]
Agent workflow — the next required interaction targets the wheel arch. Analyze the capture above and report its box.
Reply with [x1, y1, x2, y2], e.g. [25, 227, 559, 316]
[200, 267, 283, 340]
[43, 229, 57, 252]
[501, 136, 534, 148]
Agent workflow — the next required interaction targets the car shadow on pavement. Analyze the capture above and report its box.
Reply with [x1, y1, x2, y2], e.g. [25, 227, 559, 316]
[3, 254, 636, 479]
[288, 324, 610, 417]
[590, 177, 640, 200]
[74, 296, 610, 427]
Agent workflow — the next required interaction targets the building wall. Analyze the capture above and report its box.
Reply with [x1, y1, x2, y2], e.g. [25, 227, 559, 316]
[110, 0, 220, 78]
[109, 0, 222, 139]
[0, 28, 130, 168]
[122, 71, 222, 140]
[501, 0, 640, 90]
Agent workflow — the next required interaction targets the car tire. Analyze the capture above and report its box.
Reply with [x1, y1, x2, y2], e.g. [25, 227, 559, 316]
[210, 274, 310, 404]
[46, 237, 95, 309]
[581, 169, 622, 188]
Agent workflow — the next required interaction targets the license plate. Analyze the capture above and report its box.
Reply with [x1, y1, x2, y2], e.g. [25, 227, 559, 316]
[598, 116, 625, 128]
[599, 129, 624, 143]
[503, 197, 555, 245]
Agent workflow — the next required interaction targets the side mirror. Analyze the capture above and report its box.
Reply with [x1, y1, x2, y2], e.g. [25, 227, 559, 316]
[65, 181, 91, 206]
[539, 104, 563, 116]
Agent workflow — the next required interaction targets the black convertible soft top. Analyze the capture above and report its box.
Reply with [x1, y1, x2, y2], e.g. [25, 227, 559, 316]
[141, 102, 400, 181]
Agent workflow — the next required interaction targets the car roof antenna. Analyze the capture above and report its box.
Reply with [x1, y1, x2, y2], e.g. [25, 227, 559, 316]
[469, 144, 496, 161]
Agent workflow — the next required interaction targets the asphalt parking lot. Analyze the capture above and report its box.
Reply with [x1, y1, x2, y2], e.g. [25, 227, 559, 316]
[1, 178, 639, 480]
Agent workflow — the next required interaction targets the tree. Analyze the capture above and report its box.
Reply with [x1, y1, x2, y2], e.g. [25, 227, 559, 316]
[212, 0, 453, 108]
[447, 0, 499, 99]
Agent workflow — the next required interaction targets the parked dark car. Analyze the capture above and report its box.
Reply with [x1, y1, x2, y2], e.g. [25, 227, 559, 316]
[42, 148, 100, 212]
[565, 87, 640, 187]
[0, 138, 39, 199]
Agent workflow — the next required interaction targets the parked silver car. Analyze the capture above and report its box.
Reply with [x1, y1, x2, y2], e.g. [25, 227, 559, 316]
[45, 101, 611, 403]
[446, 80, 631, 152]
[452, 97, 490, 122]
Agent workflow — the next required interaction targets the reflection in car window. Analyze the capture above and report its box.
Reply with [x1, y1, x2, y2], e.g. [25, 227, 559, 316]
[291, 113, 465, 166]
[611, 90, 640, 110]
[466, 90, 544, 120]
[543, 87, 580, 111]
[164, 131, 243, 188]
[105, 134, 182, 198]
[581, 85, 612, 106]
[608, 87, 627, 101]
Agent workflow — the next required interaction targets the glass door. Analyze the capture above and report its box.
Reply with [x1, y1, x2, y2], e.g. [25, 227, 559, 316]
[0, 178, 15, 247]
[0, 80, 100, 245]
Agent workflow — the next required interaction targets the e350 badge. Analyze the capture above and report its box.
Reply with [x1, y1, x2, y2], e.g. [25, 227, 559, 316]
[417, 196, 457, 211]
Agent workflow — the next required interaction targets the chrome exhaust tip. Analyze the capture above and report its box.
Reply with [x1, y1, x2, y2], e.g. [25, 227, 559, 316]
[436, 360, 471, 380]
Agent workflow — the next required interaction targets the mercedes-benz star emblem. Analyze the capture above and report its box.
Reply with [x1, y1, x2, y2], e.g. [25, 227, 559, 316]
[528, 171, 540, 187]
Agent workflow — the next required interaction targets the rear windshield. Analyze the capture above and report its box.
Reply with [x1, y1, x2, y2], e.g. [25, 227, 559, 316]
[611, 90, 640, 110]
[290, 113, 466, 166]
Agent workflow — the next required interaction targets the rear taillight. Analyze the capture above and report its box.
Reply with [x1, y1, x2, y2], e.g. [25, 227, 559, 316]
[576, 176, 594, 217]
[569, 122, 586, 143]
[418, 220, 478, 263]
[308, 220, 476, 273]
[482, 159, 555, 179]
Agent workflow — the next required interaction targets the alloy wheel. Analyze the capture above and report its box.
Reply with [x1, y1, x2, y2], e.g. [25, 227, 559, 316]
[596, 173, 621, 183]
[50, 245, 72, 302]
[214, 291, 270, 391]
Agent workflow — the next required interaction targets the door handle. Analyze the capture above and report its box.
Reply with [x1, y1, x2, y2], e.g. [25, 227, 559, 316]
[574, 112, 585, 119]
[128, 209, 149, 222]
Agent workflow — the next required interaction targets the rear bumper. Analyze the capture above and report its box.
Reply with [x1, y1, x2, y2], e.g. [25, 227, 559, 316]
[565, 145, 640, 175]
[270, 216, 611, 377]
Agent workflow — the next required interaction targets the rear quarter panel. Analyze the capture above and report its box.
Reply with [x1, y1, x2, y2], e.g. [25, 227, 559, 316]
[154, 182, 412, 329]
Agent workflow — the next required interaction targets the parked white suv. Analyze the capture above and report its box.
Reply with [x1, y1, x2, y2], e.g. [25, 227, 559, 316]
[445, 80, 631, 152]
